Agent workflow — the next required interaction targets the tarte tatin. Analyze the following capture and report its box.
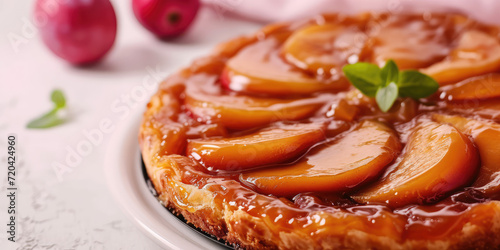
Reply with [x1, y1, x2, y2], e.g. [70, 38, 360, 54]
[139, 12, 500, 249]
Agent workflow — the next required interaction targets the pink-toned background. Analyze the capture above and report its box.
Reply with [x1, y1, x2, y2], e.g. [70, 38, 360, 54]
[204, 0, 500, 24]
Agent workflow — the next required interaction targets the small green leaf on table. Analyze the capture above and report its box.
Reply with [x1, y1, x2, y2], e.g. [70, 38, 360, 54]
[27, 89, 68, 129]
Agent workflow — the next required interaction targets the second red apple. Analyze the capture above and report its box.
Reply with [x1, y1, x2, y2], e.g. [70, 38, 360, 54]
[132, 0, 200, 39]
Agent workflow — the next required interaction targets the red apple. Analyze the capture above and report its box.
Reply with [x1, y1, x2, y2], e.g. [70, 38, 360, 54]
[132, 0, 200, 39]
[34, 0, 117, 65]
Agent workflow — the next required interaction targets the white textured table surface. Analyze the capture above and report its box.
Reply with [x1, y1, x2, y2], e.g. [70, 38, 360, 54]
[0, 1, 259, 249]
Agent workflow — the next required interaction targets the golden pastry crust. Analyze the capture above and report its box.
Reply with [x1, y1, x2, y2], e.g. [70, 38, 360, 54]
[140, 12, 500, 249]
[140, 140, 500, 249]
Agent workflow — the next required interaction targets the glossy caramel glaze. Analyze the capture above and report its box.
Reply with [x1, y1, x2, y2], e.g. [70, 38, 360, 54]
[140, 12, 500, 249]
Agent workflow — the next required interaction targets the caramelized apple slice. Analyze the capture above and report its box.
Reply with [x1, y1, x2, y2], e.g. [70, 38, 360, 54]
[140, 83, 188, 156]
[342, 89, 419, 124]
[185, 75, 328, 130]
[447, 99, 500, 123]
[422, 30, 500, 84]
[367, 17, 450, 69]
[432, 114, 500, 194]
[221, 38, 349, 96]
[440, 73, 500, 101]
[240, 121, 401, 196]
[353, 122, 479, 207]
[325, 99, 360, 122]
[325, 120, 351, 137]
[186, 123, 228, 139]
[282, 24, 365, 74]
[187, 123, 326, 171]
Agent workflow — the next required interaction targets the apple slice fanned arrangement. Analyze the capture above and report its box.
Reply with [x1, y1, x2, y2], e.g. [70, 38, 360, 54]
[140, 12, 500, 249]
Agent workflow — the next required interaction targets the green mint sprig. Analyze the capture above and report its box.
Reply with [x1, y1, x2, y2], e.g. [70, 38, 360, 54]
[27, 89, 67, 129]
[342, 60, 439, 112]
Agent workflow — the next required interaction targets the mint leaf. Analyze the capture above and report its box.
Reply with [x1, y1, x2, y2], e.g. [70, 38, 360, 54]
[342, 63, 382, 97]
[380, 60, 399, 87]
[51, 89, 66, 109]
[398, 70, 439, 98]
[376, 82, 399, 112]
[342, 60, 439, 113]
[27, 109, 65, 129]
[27, 89, 68, 129]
